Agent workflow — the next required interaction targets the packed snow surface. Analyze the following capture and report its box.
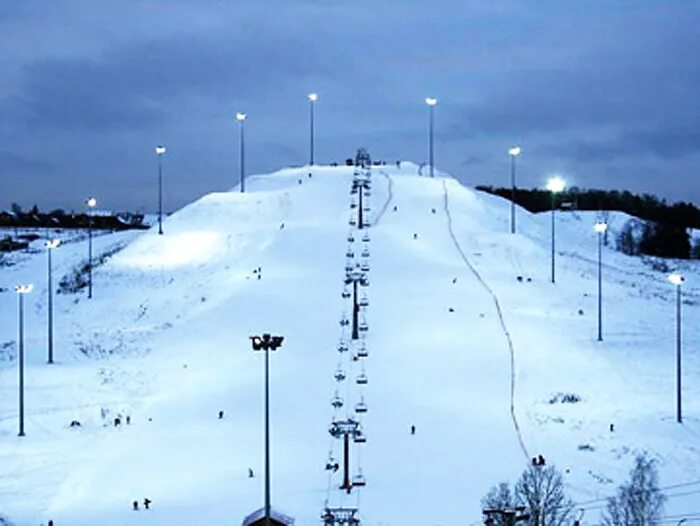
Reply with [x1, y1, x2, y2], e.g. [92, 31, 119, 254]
[1, 163, 699, 525]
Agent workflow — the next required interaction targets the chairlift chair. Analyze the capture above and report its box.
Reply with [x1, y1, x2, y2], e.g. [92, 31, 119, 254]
[356, 372, 368, 385]
[339, 317, 349, 327]
[357, 346, 368, 358]
[358, 320, 369, 332]
[352, 473, 366, 487]
[360, 261, 370, 272]
[361, 248, 370, 258]
[349, 217, 357, 227]
[362, 233, 370, 243]
[331, 395, 344, 409]
[337, 340, 349, 353]
[335, 369, 347, 381]
[355, 400, 368, 413]
[359, 295, 369, 307]
[354, 431, 367, 443]
[342, 288, 351, 299]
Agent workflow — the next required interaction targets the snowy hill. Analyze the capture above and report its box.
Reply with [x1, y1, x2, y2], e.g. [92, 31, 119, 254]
[1, 163, 699, 525]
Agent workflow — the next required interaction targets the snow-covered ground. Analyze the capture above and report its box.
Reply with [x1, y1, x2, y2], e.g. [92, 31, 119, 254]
[1, 163, 698, 525]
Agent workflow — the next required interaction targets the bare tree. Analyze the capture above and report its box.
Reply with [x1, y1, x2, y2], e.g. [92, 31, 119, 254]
[602, 453, 665, 526]
[482, 483, 516, 526]
[515, 465, 574, 526]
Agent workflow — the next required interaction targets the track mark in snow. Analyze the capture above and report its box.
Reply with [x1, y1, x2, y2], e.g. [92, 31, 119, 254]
[371, 171, 394, 227]
[441, 180, 529, 460]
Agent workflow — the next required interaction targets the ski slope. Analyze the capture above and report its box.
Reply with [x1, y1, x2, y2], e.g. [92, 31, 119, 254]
[1, 163, 699, 525]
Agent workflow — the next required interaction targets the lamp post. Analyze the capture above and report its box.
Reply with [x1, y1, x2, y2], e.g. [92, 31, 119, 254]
[546, 176, 566, 283]
[236, 112, 247, 193]
[250, 333, 285, 526]
[156, 145, 167, 235]
[15, 284, 33, 437]
[86, 197, 97, 299]
[308, 93, 318, 165]
[46, 239, 60, 363]
[593, 221, 607, 342]
[425, 97, 437, 178]
[669, 273, 684, 423]
[508, 147, 521, 234]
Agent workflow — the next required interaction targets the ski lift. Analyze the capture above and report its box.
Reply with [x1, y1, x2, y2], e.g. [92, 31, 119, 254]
[362, 233, 370, 243]
[355, 399, 368, 413]
[350, 201, 358, 209]
[357, 345, 368, 358]
[352, 473, 366, 487]
[342, 288, 351, 299]
[359, 294, 369, 307]
[358, 320, 369, 333]
[337, 340, 349, 353]
[354, 430, 367, 443]
[363, 206, 371, 213]
[331, 395, 344, 409]
[339, 316, 349, 327]
[361, 248, 370, 258]
[345, 248, 354, 258]
[345, 262, 354, 273]
[349, 217, 357, 226]
[360, 261, 370, 272]
[347, 233, 355, 243]
[334, 369, 347, 381]
[356, 372, 368, 385]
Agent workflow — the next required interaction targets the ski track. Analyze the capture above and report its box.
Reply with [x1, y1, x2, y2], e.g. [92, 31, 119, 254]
[441, 180, 529, 460]
[371, 171, 393, 227]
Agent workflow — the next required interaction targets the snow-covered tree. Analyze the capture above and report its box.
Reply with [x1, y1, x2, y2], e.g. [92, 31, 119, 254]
[602, 453, 665, 526]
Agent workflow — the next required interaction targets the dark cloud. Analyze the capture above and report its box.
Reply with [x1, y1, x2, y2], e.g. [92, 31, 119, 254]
[1, 0, 700, 210]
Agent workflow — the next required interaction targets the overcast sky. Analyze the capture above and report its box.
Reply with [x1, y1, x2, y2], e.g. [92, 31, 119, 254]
[2, 0, 699, 212]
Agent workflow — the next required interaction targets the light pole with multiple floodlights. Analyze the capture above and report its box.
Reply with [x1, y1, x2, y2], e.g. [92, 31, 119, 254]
[594, 221, 607, 342]
[308, 93, 318, 166]
[669, 272, 684, 423]
[250, 333, 285, 526]
[236, 112, 247, 193]
[86, 197, 97, 299]
[425, 97, 437, 178]
[46, 239, 60, 363]
[508, 146, 521, 234]
[15, 284, 33, 437]
[546, 176, 566, 284]
[156, 145, 166, 235]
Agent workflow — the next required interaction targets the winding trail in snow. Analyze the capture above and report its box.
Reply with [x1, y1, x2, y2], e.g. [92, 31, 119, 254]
[371, 171, 394, 227]
[441, 180, 530, 460]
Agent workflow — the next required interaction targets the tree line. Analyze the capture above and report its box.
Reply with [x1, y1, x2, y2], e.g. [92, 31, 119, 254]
[477, 186, 699, 259]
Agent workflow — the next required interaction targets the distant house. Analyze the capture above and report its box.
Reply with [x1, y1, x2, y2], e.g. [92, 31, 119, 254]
[242, 507, 294, 526]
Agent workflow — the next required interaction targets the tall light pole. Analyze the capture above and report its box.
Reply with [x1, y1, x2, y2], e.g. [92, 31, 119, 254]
[508, 146, 521, 234]
[46, 239, 60, 364]
[308, 93, 318, 166]
[156, 145, 167, 235]
[669, 273, 684, 423]
[545, 176, 565, 283]
[15, 284, 33, 437]
[86, 197, 97, 299]
[236, 112, 247, 193]
[425, 97, 437, 178]
[250, 333, 284, 526]
[594, 221, 607, 342]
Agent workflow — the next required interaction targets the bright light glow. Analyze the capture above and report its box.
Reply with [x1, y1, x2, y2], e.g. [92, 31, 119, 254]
[15, 284, 33, 294]
[669, 273, 684, 286]
[46, 239, 61, 249]
[308, 93, 318, 102]
[546, 176, 566, 194]
[508, 146, 521, 157]
[114, 230, 224, 270]
[86, 197, 97, 208]
[236, 112, 247, 122]
[425, 97, 438, 106]
[594, 221, 608, 234]
[155, 145, 167, 155]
